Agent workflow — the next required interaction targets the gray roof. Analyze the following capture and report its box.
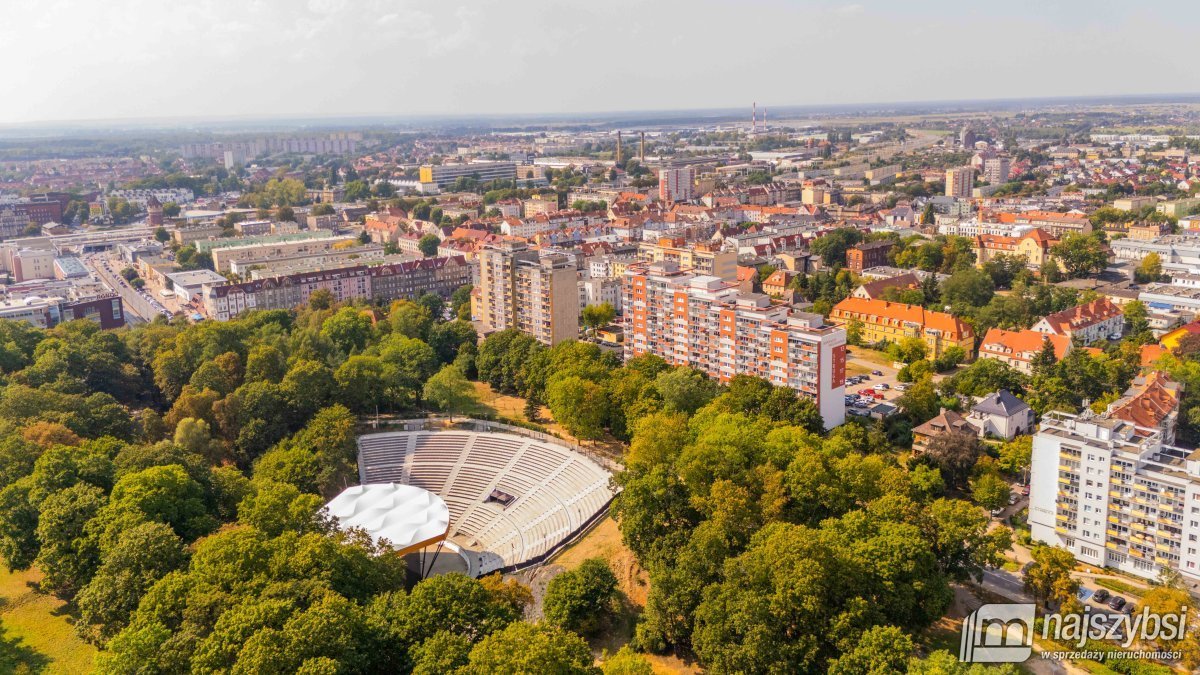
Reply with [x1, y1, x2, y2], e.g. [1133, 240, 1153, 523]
[972, 389, 1031, 417]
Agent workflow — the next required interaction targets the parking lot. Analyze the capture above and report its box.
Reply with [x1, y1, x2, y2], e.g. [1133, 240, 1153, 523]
[843, 347, 904, 418]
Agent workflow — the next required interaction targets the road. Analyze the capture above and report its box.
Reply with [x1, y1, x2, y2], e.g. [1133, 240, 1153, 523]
[84, 254, 169, 323]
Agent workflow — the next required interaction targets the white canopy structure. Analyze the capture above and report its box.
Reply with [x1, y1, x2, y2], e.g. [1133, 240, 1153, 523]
[324, 483, 450, 555]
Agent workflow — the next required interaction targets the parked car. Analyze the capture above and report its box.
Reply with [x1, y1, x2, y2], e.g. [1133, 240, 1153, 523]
[1008, 493, 1019, 505]
[878, 383, 889, 390]
[895, 383, 910, 391]
[872, 370, 883, 376]
[1020, 485, 1030, 496]
[1108, 596, 1126, 611]
[1092, 589, 1110, 604]
[990, 507, 1003, 517]
[860, 389, 875, 396]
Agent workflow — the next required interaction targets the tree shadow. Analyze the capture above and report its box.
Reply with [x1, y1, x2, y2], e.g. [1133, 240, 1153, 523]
[0, 624, 51, 674]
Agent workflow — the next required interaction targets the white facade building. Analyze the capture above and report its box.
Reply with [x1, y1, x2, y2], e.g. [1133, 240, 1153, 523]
[1030, 411, 1200, 583]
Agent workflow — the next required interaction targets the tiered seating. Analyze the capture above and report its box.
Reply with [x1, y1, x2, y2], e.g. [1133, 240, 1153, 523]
[357, 429, 617, 573]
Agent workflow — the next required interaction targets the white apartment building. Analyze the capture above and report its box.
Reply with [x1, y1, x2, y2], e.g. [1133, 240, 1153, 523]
[623, 261, 846, 429]
[938, 220, 1032, 238]
[1030, 406, 1200, 583]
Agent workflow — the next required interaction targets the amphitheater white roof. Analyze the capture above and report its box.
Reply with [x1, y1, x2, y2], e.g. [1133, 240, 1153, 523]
[324, 483, 450, 554]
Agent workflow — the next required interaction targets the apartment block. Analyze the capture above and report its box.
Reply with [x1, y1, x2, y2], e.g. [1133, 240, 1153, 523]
[830, 297, 975, 358]
[208, 235, 357, 273]
[1029, 375, 1200, 583]
[204, 256, 470, 321]
[623, 261, 846, 429]
[477, 241, 579, 345]
[637, 238, 737, 282]
[982, 156, 1011, 184]
[658, 167, 695, 203]
[945, 166, 975, 198]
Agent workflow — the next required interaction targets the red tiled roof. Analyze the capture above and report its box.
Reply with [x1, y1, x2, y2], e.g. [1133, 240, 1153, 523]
[1037, 298, 1123, 335]
[979, 328, 1070, 362]
[830, 297, 973, 340]
[1107, 371, 1181, 431]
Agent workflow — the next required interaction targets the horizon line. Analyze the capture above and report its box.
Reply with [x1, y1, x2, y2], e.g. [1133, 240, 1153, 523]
[3, 91, 1200, 134]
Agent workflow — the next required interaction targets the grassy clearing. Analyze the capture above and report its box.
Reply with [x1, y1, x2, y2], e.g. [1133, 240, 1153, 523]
[0, 566, 96, 674]
[1092, 577, 1146, 598]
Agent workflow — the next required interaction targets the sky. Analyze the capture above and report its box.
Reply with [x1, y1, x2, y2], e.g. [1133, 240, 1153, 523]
[2, 0, 1199, 125]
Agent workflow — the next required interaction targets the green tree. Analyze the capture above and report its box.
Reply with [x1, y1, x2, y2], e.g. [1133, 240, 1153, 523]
[887, 337, 929, 364]
[321, 307, 373, 354]
[653, 367, 717, 415]
[1050, 233, 1108, 279]
[941, 266, 995, 310]
[581, 303, 616, 335]
[388, 301, 433, 340]
[34, 483, 106, 600]
[896, 375, 941, 423]
[418, 234, 441, 257]
[76, 521, 187, 643]
[971, 472, 1011, 511]
[997, 436, 1032, 479]
[828, 625, 914, 675]
[546, 376, 608, 440]
[423, 365, 478, 417]
[463, 622, 599, 675]
[602, 647, 654, 675]
[1136, 252, 1164, 283]
[1024, 545, 1079, 609]
[809, 228, 865, 268]
[308, 288, 334, 311]
[412, 630, 472, 675]
[924, 430, 984, 490]
[542, 558, 620, 636]
[943, 359, 1028, 398]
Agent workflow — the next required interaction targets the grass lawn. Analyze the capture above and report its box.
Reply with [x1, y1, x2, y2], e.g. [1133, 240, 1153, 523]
[1092, 577, 1146, 598]
[845, 346, 896, 369]
[0, 566, 96, 674]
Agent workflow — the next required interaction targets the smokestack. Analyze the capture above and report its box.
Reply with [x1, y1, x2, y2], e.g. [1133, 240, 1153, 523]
[639, 132, 645, 161]
[616, 131, 622, 164]
[752, 102, 757, 134]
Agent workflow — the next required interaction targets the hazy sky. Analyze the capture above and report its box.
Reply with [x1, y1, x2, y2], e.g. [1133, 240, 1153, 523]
[2, 0, 1198, 124]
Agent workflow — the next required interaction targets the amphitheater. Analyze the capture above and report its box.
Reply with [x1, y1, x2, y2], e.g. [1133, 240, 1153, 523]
[355, 419, 617, 577]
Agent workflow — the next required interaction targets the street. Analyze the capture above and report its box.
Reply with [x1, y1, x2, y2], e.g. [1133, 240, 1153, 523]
[84, 253, 170, 323]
